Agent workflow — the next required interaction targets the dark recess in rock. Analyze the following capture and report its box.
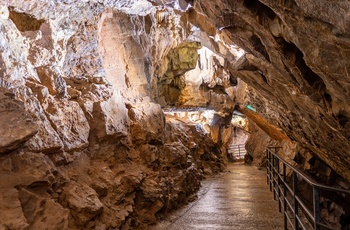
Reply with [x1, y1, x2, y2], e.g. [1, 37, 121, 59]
[250, 35, 270, 62]
[8, 7, 45, 32]
[243, 0, 277, 21]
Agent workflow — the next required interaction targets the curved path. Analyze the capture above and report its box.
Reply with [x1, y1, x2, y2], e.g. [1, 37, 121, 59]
[149, 162, 284, 230]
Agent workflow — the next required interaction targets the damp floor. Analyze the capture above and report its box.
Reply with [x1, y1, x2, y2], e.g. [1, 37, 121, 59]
[148, 162, 284, 230]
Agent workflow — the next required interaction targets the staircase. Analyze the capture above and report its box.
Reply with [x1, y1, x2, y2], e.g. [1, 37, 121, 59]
[228, 144, 247, 160]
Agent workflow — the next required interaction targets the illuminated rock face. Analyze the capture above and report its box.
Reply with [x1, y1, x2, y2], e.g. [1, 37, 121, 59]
[0, 1, 232, 229]
[186, 0, 350, 182]
[0, 0, 350, 229]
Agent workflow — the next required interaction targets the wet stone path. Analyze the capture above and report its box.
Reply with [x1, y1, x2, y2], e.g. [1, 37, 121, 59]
[149, 162, 284, 230]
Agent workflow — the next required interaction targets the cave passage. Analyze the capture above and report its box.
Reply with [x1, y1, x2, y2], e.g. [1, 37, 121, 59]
[1, 1, 350, 229]
[149, 162, 284, 230]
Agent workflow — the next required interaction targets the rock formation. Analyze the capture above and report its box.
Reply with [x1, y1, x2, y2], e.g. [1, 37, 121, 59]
[0, 1, 233, 229]
[0, 0, 349, 229]
[185, 0, 350, 182]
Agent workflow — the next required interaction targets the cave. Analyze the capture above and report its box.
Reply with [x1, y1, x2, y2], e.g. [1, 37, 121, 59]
[0, 1, 350, 229]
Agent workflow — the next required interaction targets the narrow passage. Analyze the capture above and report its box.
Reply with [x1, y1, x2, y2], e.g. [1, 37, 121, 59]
[150, 162, 284, 230]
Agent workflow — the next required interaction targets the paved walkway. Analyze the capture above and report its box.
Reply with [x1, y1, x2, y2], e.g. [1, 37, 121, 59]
[149, 162, 284, 230]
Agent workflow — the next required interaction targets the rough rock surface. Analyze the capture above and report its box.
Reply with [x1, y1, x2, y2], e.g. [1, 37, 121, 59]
[0, 0, 350, 229]
[0, 1, 232, 229]
[186, 0, 350, 183]
[159, 44, 238, 113]
[0, 91, 38, 154]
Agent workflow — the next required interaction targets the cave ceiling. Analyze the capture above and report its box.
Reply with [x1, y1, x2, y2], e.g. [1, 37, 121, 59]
[180, 0, 350, 181]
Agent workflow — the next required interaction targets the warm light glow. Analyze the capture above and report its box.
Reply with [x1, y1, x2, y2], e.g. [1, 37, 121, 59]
[229, 44, 245, 58]
[231, 114, 247, 129]
[163, 108, 216, 133]
[214, 33, 245, 59]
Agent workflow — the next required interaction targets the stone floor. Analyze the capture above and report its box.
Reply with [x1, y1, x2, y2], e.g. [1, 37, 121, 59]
[148, 162, 284, 230]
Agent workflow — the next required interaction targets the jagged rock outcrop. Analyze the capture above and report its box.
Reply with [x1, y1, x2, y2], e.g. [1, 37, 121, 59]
[0, 1, 233, 229]
[1, 0, 350, 229]
[184, 0, 350, 183]
[0, 92, 38, 154]
[159, 43, 238, 112]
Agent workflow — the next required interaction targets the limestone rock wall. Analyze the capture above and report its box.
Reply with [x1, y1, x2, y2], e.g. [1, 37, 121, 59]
[158, 40, 241, 113]
[0, 1, 231, 229]
[241, 75, 350, 228]
[184, 0, 350, 183]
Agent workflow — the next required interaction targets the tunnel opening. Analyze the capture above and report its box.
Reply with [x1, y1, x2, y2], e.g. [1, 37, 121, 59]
[96, 7, 258, 228]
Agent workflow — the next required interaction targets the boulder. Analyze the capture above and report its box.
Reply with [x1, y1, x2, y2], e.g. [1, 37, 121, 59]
[160, 141, 189, 167]
[138, 144, 160, 166]
[24, 94, 64, 153]
[18, 188, 69, 230]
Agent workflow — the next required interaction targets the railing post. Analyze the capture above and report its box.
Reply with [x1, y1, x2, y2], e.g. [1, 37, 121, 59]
[313, 187, 320, 230]
[274, 147, 278, 201]
[293, 171, 299, 229]
[266, 149, 269, 185]
[238, 147, 241, 158]
[272, 153, 276, 199]
[269, 150, 272, 192]
[283, 163, 287, 230]
[277, 157, 281, 212]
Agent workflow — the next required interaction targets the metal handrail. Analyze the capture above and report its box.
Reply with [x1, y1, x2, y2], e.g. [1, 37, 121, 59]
[266, 147, 350, 230]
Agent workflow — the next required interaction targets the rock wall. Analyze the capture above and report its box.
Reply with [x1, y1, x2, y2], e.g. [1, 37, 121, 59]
[184, 0, 350, 183]
[0, 1, 232, 229]
[1, 0, 350, 229]
[239, 74, 350, 227]
[159, 45, 238, 113]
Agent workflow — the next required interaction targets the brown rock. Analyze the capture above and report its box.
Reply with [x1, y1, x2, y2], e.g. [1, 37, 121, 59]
[160, 142, 188, 167]
[0, 188, 29, 229]
[138, 144, 160, 166]
[36, 66, 66, 97]
[164, 41, 202, 79]
[0, 92, 38, 154]
[0, 152, 56, 188]
[18, 188, 69, 230]
[60, 182, 103, 226]
[141, 177, 162, 201]
[43, 97, 89, 151]
[91, 90, 130, 142]
[128, 101, 165, 145]
[24, 95, 64, 153]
